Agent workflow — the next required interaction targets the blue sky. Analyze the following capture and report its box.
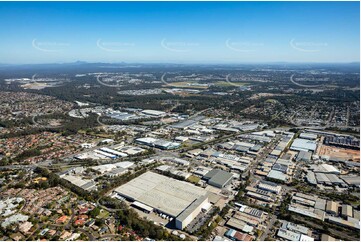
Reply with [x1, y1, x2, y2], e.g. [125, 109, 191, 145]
[0, 1, 359, 64]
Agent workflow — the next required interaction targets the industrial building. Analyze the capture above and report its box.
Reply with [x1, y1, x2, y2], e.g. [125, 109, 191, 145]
[258, 181, 282, 194]
[171, 119, 198, 129]
[299, 133, 318, 140]
[135, 137, 181, 150]
[323, 135, 360, 149]
[290, 139, 317, 152]
[160, 157, 190, 166]
[141, 109, 167, 117]
[282, 221, 311, 236]
[277, 228, 314, 241]
[267, 170, 287, 182]
[296, 150, 312, 162]
[311, 164, 340, 174]
[61, 175, 97, 191]
[99, 147, 128, 157]
[203, 169, 233, 188]
[326, 201, 339, 215]
[340, 175, 360, 187]
[113, 172, 210, 230]
[224, 229, 254, 241]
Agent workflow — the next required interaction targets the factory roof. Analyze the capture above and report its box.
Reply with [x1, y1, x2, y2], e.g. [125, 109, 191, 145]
[290, 138, 317, 152]
[107, 167, 126, 176]
[300, 234, 315, 241]
[226, 218, 254, 233]
[327, 216, 360, 230]
[171, 119, 197, 129]
[326, 201, 339, 213]
[297, 150, 312, 162]
[313, 164, 340, 174]
[132, 201, 154, 213]
[258, 181, 282, 194]
[141, 109, 166, 116]
[321, 234, 337, 241]
[62, 175, 93, 188]
[340, 176, 360, 186]
[224, 229, 253, 241]
[283, 221, 310, 235]
[299, 133, 318, 140]
[114, 172, 207, 217]
[267, 170, 287, 182]
[114, 161, 135, 169]
[314, 198, 326, 210]
[277, 229, 301, 241]
[204, 169, 233, 187]
[315, 173, 331, 184]
[341, 205, 353, 217]
[325, 174, 345, 185]
[176, 195, 208, 222]
[272, 163, 288, 173]
[288, 205, 324, 221]
[306, 171, 317, 185]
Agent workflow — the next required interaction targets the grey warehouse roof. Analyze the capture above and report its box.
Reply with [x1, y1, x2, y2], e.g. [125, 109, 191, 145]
[204, 169, 233, 187]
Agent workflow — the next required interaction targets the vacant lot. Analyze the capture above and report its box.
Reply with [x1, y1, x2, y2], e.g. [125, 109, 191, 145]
[317, 144, 360, 162]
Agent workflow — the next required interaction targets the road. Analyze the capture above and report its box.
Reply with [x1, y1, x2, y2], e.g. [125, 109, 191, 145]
[259, 214, 277, 241]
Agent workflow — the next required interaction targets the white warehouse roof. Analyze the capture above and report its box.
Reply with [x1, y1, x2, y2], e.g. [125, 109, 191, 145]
[290, 138, 317, 152]
[114, 171, 208, 217]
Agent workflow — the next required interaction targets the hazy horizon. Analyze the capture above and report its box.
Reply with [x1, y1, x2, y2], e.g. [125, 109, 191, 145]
[0, 1, 360, 64]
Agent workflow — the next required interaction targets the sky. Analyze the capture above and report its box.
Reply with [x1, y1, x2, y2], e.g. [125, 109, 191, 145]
[0, 1, 359, 64]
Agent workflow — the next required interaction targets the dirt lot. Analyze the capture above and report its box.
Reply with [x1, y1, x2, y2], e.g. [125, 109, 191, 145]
[316, 144, 360, 162]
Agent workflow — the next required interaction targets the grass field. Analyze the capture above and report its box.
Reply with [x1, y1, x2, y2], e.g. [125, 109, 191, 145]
[214, 81, 249, 87]
[166, 81, 209, 89]
[97, 209, 110, 219]
[187, 175, 201, 184]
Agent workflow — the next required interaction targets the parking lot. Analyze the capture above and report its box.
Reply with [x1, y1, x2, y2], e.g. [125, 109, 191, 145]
[185, 206, 217, 234]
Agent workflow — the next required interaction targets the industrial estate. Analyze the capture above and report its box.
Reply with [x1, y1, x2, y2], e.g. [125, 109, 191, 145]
[0, 1, 360, 242]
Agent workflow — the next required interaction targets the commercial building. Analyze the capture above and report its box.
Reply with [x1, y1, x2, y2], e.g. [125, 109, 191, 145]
[113, 172, 210, 230]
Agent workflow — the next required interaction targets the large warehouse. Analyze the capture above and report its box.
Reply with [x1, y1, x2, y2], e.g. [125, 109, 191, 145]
[114, 172, 210, 230]
[290, 138, 317, 152]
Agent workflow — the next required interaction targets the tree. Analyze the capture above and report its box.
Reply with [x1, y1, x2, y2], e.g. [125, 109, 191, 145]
[89, 207, 100, 217]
